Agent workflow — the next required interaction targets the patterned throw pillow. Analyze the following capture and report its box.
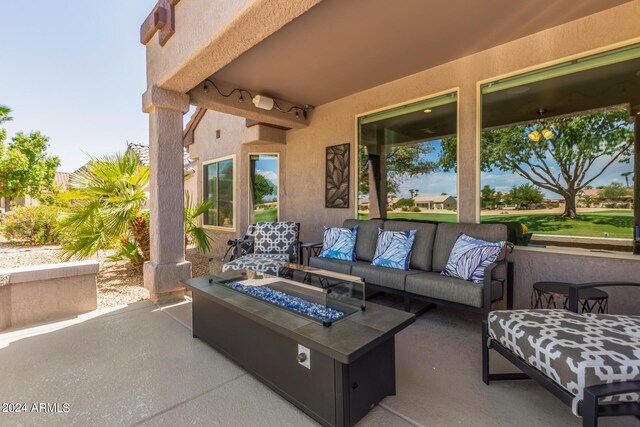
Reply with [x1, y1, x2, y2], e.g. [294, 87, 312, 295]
[319, 226, 357, 261]
[371, 229, 416, 270]
[441, 233, 505, 283]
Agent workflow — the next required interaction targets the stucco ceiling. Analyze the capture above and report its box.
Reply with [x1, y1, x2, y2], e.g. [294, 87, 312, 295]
[209, 0, 633, 107]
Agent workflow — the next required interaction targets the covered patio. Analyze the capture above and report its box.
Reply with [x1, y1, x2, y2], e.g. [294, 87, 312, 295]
[5, 1, 636, 426]
[2, 297, 632, 426]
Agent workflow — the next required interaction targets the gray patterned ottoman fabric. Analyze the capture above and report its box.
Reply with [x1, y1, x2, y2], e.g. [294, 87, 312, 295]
[488, 309, 640, 412]
[222, 253, 289, 276]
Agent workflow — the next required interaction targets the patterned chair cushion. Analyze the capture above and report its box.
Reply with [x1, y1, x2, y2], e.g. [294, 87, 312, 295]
[253, 221, 299, 261]
[488, 309, 640, 409]
[441, 233, 504, 283]
[319, 226, 357, 261]
[222, 253, 289, 276]
[371, 228, 416, 270]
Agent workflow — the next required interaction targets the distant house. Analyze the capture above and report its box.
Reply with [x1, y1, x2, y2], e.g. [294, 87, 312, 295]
[578, 188, 632, 207]
[414, 195, 456, 210]
[0, 171, 70, 212]
[127, 142, 196, 178]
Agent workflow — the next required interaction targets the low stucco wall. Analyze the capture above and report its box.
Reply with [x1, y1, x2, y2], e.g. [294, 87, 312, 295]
[0, 261, 99, 331]
[508, 247, 640, 315]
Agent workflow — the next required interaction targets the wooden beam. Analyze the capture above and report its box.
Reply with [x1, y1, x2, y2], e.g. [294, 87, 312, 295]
[189, 82, 309, 130]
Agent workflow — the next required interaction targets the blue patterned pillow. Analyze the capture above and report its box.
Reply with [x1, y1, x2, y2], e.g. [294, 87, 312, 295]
[371, 228, 416, 270]
[319, 226, 357, 261]
[441, 233, 505, 283]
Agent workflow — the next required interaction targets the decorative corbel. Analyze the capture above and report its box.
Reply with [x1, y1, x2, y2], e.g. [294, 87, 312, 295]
[140, 0, 181, 46]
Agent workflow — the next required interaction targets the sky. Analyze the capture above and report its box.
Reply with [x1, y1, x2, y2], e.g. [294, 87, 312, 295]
[395, 139, 634, 199]
[1, 0, 160, 171]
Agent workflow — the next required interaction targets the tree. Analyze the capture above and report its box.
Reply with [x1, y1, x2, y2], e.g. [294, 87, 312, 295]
[409, 189, 419, 198]
[508, 183, 544, 208]
[621, 171, 633, 188]
[440, 109, 633, 217]
[58, 151, 212, 268]
[480, 185, 499, 209]
[599, 182, 631, 201]
[358, 143, 439, 196]
[0, 131, 60, 209]
[253, 173, 276, 204]
[393, 198, 415, 209]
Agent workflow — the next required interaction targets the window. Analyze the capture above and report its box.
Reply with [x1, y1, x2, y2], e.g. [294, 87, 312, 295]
[480, 44, 639, 252]
[203, 157, 234, 228]
[357, 92, 458, 222]
[249, 154, 279, 223]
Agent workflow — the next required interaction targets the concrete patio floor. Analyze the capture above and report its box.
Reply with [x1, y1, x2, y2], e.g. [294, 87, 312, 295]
[0, 297, 637, 427]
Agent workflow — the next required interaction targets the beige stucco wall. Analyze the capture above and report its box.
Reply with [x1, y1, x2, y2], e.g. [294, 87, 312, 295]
[283, 1, 640, 243]
[146, 0, 320, 93]
[509, 248, 640, 315]
[188, 110, 286, 258]
[0, 261, 99, 331]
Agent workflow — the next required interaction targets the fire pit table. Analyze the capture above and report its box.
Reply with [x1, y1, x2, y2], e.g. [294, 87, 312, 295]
[182, 265, 414, 427]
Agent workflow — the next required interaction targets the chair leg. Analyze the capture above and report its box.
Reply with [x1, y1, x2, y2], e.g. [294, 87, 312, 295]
[582, 389, 598, 427]
[404, 295, 411, 312]
[482, 321, 490, 385]
[507, 262, 515, 309]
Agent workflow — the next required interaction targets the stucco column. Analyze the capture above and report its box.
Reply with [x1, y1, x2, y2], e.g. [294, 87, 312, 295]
[457, 83, 479, 223]
[142, 85, 191, 302]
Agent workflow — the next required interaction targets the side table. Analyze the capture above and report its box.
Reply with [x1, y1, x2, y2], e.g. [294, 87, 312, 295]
[300, 241, 322, 265]
[531, 281, 608, 313]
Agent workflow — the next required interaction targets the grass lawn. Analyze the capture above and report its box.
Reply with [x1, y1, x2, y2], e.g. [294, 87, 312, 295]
[359, 210, 634, 239]
[254, 207, 278, 223]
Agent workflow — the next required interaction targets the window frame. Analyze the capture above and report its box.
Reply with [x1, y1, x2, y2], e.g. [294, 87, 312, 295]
[476, 41, 640, 251]
[353, 88, 460, 222]
[202, 154, 236, 231]
[247, 152, 280, 224]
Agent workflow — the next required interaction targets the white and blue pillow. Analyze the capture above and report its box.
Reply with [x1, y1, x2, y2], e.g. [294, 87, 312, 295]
[441, 233, 505, 283]
[319, 226, 357, 261]
[371, 229, 416, 270]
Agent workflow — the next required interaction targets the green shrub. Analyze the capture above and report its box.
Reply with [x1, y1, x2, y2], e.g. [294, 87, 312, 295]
[2, 205, 60, 244]
[410, 206, 421, 212]
[393, 198, 415, 209]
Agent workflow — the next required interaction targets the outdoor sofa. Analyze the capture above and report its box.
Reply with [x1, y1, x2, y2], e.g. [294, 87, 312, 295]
[483, 282, 640, 427]
[308, 219, 512, 316]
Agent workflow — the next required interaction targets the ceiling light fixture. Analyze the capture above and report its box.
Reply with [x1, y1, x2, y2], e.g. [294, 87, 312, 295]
[528, 109, 555, 142]
[203, 79, 313, 119]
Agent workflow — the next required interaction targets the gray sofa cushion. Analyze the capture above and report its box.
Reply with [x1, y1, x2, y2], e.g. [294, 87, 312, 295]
[383, 220, 437, 271]
[309, 256, 354, 275]
[405, 272, 502, 308]
[432, 223, 507, 273]
[351, 262, 421, 291]
[342, 219, 384, 262]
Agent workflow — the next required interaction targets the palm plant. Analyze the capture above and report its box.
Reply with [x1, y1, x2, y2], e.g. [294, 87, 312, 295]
[58, 151, 212, 268]
[0, 104, 13, 124]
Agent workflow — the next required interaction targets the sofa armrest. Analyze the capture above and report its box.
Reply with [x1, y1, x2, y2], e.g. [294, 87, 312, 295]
[482, 261, 503, 312]
[567, 281, 640, 313]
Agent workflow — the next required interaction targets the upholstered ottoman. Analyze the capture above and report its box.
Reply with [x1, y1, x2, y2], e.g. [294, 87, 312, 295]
[486, 309, 640, 417]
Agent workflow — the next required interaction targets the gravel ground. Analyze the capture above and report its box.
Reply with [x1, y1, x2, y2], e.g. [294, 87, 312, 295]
[0, 239, 211, 309]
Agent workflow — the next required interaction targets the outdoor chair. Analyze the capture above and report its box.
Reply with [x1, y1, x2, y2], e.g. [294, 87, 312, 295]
[483, 282, 640, 427]
[222, 221, 300, 276]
